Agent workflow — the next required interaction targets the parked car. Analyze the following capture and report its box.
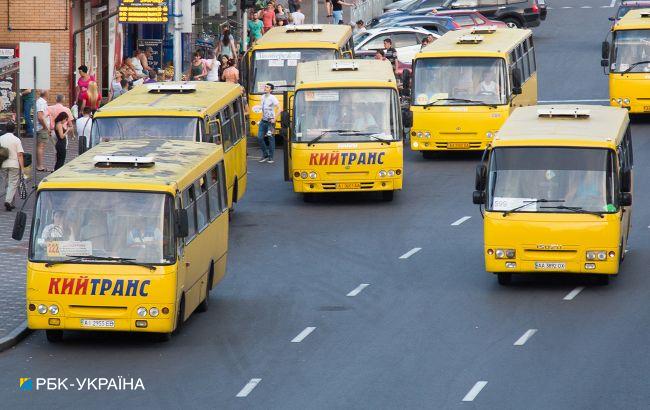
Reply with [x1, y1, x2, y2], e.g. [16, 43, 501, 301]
[383, 0, 419, 13]
[610, 1, 650, 22]
[373, 15, 458, 35]
[439, 0, 542, 28]
[429, 10, 508, 28]
[370, 0, 446, 27]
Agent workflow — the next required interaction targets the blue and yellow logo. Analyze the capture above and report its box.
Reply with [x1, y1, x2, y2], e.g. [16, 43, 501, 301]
[19, 378, 32, 391]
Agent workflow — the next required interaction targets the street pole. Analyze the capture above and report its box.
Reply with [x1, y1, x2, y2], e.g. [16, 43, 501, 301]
[313, 0, 318, 24]
[173, 0, 182, 81]
[243, 6, 248, 53]
[31, 56, 37, 188]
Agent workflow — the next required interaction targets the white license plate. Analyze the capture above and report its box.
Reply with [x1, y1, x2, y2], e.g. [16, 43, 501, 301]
[534, 262, 566, 270]
[80, 319, 115, 328]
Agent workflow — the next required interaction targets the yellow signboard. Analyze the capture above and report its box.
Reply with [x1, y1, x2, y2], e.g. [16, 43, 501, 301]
[118, 0, 169, 24]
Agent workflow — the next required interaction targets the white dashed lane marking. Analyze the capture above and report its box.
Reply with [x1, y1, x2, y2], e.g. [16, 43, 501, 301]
[563, 286, 585, 301]
[462, 381, 488, 402]
[451, 216, 471, 226]
[399, 248, 421, 259]
[514, 329, 538, 346]
[347, 284, 370, 297]
[236, 379, 261, 397]
[291, 327, 316, 343]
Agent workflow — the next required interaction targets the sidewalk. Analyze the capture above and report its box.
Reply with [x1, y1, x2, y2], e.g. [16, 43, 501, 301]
[0, 134, 78, 351]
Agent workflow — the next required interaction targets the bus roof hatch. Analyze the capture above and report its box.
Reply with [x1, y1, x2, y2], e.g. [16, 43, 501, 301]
[93, 155, 156, 168]
[471, 26, 498, 34]
[537, 107, 591, 119]
[331, 61, 358, 71]
[286, 24, 324, 32]
[147, 83, 197, 93]
[457, 35, 484, 44]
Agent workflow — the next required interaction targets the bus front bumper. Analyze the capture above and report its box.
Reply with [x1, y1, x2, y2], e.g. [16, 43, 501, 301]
[293, 178, 401, 193]
[484, 247, 620, 275]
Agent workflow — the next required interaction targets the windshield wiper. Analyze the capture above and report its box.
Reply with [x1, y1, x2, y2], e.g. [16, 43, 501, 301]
[423, 98, 498, 109]
[307, 129, 359, 146]
[539, 205, 605, 218]
[621, 60, 650, 74]
[502, 199, 565, 217]
[45, 255, 157, 271]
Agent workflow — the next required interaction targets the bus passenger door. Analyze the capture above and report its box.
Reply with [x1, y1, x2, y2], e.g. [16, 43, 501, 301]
[281, 92, 294, 181]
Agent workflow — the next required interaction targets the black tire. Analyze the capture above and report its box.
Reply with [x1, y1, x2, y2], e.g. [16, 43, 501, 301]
[174, 296, 185, 334]
[381, 190, 394, 202]
[595, 274, 610, 286]
[502, 17, 523, 28]
[197, 267, 212, 313]
[619, 242, 626, 263]
[422, 151, 436, 159]
[45, 330, 63, 343]
[497, 273, 512, 286]
[303, 193, 316, 203]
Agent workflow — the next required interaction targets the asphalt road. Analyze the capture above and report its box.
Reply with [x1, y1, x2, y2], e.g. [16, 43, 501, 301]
[3, 1, 650, 408]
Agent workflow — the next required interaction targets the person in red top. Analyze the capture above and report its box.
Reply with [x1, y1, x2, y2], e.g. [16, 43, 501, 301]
[261, 3, 276, 33]
[81, 81, 101, 113]
[76, 65, 95, 105]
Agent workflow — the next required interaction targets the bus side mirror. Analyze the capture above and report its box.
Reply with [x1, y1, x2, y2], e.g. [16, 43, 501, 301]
[12, 211, 27, 241]
[601, 59, 609, 68]
[620, 192, 632, 207]
[602, 41, 610, 59]
[175, 209, 189, 238]
[473, 190, 485, 205]
[281, 111, 290, 129]
[621, 169, 632, 192]
[608, 16, 615, 22]
[402, 110, 413, 128]
[78, 136, 87, 155]
[475, 164, 487, 191]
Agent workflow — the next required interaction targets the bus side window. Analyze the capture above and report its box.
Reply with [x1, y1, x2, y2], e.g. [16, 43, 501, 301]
[220, 108, 234, 150]
[625, 126, 633, 167]
[197, 120, 206, 142]
[208, 115, 221, 144]
[195, 179, 209, 231]
[527, 37, 536, 74]
[208, 166, 223, 219]
[231, 101, 243, 144]
[515, 44, 525, 81]
[218, 162, 228, 211]
[521, 40, 531, 80]
[182, 187, 197, 241]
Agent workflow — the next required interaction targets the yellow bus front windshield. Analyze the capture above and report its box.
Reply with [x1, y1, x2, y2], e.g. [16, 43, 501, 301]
[413, 57, 508, 106]
[293, 88, 398, 143]
[251, 48, 337, 93]
[30, 190, 175, 265]
[91, 117, 199, 146]
[486, 147, 618, 214]
[611, 29, 650, 73]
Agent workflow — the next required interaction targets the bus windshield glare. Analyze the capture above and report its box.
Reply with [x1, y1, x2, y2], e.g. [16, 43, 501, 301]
[293, 88, 398, 142]
[91, 117, 198, 146]
[30, 191, 175, 265]
[611, 29, 650, 72]
[413, 57, 508, 106]
[487, 147, 617, 213]
[251, 49, 337, 93]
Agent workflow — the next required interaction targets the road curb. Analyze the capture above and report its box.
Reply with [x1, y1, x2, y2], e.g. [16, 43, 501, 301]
[0, 321, 31, 353]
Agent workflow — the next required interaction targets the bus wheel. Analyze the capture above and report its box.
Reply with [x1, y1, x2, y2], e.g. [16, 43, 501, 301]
[422, 151, 436, 159]
[174, 296, 185, 334]
[303, 193, 316, 203]
[497, 273, 511, 286]
[381, 190, 394, 202]
[595, 274, 610, 286]
[45, 330, 63, 343]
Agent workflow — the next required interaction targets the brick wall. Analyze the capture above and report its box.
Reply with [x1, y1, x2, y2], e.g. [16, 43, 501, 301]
[0, 0, 72, 105]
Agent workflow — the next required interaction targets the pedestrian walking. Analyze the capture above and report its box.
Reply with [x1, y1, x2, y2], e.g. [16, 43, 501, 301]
[288, 0, 301, 13]
[81, 82, 101, 113]
[332, 0, 354, 24]
[0, 122, 25, 211]
[20, 88, 34, 138]
[53, 112, 69, 171]
[248, 11, 264, 45]
[204, 50, 221, 82]
[189, 52, 207, 81]
[276, 4, 289, 26]
[143, 70, 158, 84]
[257, 83, 279, 163]
[354, 20, 366, 35]
[35, 89, 51, 172]
[262, 3, 277, 33]
[216, 28, 238, 64]
[48, 94, 74, 132]
[76, 107, 92, 150]
[325, 0, 333, 22]
[291, 4, 305, 25]
[76, 65, 95, 105]
[222, 59, 240, 83]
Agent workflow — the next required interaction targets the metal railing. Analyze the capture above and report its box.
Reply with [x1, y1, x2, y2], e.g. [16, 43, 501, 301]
[351, 0, 392, 24]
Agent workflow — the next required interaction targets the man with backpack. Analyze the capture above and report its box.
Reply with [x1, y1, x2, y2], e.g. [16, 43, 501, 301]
[0, 122, 25, 211]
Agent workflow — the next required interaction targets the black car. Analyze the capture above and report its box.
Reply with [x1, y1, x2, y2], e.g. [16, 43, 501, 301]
[440, 0, 543, 28]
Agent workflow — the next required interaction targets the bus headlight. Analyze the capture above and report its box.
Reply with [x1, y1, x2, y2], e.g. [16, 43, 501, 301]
[586, 251, 607, 261]
[379, 170, 387, 178]
[424, 132, 431, 138]
[597, 251, 607, 261]
[586, 251, 596, 260]
[49, 305, 59, 315]
[495, 249, 515, 259]
[137, 307, 148, 317]
[417, 132, 423, 138]
[617, 98, 623, 105]
[486, 132, 493, 138]
[623, 98, 630, 105]
[388, 170, 395, 177]
[149, 307, 160, 317]
[37, 304, 47, 314]
[300, 171, 308, 179]
[309, 171, 317, 179]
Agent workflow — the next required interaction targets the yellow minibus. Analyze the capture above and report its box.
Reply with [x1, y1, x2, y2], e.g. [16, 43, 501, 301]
[602, 9, 650, 113]
[89, 82, 246, 209]
[13, 139, 230, 342]
[280, 60, 405, 201]
[472, 105, 633, 285]
[409, 27, 537, 157]
[242, 24, 354, 139]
